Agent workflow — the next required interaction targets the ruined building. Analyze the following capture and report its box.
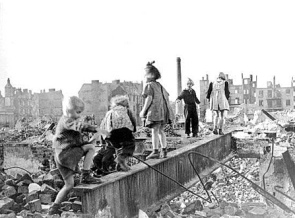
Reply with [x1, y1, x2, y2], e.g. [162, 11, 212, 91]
[256, 76, 295, 112]
[0, 79, 63, 127]
[31, 89, 63, 121]
[199, 73, 257, 116]
[78, 80, 143, 125]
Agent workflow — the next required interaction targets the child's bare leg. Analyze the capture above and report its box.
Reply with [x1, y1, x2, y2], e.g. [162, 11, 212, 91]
[151, 124, 160, 150]
[158, 124, 167, 149]
[81, 143, 96, 170]
[54, 175, 74, 203]
[48, 175, 74, 215]
[147, 124, 161, 159]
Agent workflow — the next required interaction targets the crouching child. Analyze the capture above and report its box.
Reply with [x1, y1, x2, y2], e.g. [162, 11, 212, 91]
[99, 95, 137, 171]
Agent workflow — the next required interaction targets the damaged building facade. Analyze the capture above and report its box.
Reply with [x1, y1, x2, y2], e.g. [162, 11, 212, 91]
[256, 76, 295, 112]
[78, 79, 143, 125]
[0, 79, 63, 127]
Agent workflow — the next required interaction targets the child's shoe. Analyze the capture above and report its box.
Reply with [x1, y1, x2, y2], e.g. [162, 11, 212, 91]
[146, 150, 160, 159]
[213, 129, 218, 135]
[160, 148, 167, 158]
[48, 203, 62, 215]
[80, 170, 102, 184]
[218, 129, 224, 135]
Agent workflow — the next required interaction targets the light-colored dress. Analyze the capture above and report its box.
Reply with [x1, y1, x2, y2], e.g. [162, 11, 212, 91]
[208, 80, 230, 111]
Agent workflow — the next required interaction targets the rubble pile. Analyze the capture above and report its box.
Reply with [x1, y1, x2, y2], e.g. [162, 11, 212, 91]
[135, 124, 181, 138]
[0, 169, 82, 218]
[150, 157, 283, 217]
[0, 116, 55, 145]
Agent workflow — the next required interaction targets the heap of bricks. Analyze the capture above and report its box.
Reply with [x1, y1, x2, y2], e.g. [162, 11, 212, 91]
[0, 169, 82, 218]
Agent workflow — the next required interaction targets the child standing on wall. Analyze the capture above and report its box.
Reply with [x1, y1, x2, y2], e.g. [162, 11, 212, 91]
[140, 61, 174, 159]
[48, 96, 108, 216]
[206, 72, 230, 135]
[99, 95, 137, 171]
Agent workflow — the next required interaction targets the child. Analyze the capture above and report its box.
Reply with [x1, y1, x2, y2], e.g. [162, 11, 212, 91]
[206, 72, 230, 135]
[176, 78, 200, 138]
[99, 95, 137, 171]
[92, 138, 116, 175]
[140, 61, 174, 159]
[48, 96, 108, 215]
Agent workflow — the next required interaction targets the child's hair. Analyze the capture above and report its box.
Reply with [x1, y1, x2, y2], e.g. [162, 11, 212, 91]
[145, 61, 161, 80]
[110, 95, 129, 108]
[218, 72, 226, 81]
[62, 96, 85, 117]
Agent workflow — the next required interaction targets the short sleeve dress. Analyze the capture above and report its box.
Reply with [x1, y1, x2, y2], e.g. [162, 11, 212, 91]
[142, 81, 174, 127]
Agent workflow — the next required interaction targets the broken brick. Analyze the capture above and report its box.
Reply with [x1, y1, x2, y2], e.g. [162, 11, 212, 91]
[0, 197, 14, 211]
[28, 199, 42, 213]
[5, 179, 15, 187]
[18, 185, 29, 194]
[39, 193, 52, 204]
[40, 184, 57, 195]
[2, 185, 16, 197]
[26, 190, 39, 203]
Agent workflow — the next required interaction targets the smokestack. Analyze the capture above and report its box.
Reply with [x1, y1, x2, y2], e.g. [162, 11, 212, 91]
[273, 76, 276, 88]
[176, 57, 183, 115]
[177, 57, 182, 95]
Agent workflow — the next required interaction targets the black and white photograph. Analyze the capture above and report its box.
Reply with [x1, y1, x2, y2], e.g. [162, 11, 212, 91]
[1, 1, 295, 217]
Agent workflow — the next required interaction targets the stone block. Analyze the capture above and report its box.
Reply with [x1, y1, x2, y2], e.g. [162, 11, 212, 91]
[40, 184, 57, 195]
[26, 190, 39, 203]
[39, 193, 52, 204]
[72, 200, 82, 212]
[5, 179, 15, 187]
[11, 202, 22, 213]
[18, 185, 29, 194]
[15, 193, 25, 204]
[28, 199, 42, 213]
[0, 197, 14, 211]
[2, 185, 16, 197]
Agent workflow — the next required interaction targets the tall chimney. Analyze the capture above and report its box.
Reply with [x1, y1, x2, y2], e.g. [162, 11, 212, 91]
[176, 57, 183, 115]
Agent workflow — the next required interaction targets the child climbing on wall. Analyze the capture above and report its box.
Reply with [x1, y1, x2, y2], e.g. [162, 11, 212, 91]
[48, 96, 109, 216]
[99, 95, 137, 171]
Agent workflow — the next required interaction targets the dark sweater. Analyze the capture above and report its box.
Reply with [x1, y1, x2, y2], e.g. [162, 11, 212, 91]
[176, 89, 200, 105]
[206, 81, 230, 100]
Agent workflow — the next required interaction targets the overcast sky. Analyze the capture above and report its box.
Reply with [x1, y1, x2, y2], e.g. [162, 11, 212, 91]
[1, 0, 295, 99]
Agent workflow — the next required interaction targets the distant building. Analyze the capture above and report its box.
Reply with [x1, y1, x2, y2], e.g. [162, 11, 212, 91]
[0, 79, 34, 127]
[0, 78, 63, 127]
[79, 80, 143, 125]
[256, 76, 294, 112]
[32, 89, 63, 121]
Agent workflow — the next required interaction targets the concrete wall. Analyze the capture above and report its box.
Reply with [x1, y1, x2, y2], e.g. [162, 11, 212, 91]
[74, 132, 233, 218]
